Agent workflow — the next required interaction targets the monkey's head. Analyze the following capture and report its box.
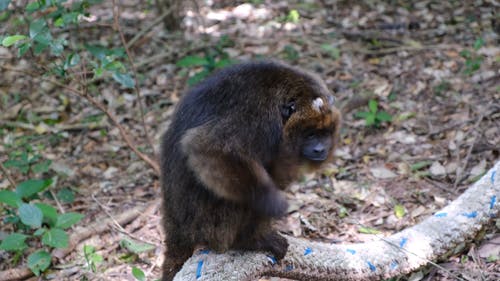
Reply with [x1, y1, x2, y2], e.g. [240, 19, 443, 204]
[276, 72, 341, 169]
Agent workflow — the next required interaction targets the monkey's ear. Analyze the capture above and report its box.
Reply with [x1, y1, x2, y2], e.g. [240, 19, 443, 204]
[280, 100, 296, 122]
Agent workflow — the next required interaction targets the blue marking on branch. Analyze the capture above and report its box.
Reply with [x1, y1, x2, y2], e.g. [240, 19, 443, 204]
[434, 212, 447, 217]
[399, 237, 408, 248]
[304, 247, 312, 256]
[266, 255, 277, 265]
[367, 261, 376, 272]
[196, 260, 204, 279]
[461, 211, 477, 218]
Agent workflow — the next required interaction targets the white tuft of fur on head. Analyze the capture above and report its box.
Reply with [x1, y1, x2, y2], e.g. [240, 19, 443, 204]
[312, 97, 324, 112]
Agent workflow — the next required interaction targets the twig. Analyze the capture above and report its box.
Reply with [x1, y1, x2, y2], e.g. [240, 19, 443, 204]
[112, 0, 156, 156]
[50, 189, 66, 214]
[348, 43, 461, 55]
[91, 193, 128, 233]
[0, 161, 16, 188]
[0, 120, 106, 133]
[125, 7, 174, 49]
[453, 112, 486, 188]
[0, 65, 160, 175]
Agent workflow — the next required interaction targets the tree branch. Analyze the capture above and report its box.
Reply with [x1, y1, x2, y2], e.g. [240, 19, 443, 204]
[174, 161, 500, 281]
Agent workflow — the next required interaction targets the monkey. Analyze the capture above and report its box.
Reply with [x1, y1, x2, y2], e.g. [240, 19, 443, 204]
[160, 60, 341, 281]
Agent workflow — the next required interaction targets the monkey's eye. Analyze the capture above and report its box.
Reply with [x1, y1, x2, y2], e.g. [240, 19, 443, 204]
[281, 100, 296, 122]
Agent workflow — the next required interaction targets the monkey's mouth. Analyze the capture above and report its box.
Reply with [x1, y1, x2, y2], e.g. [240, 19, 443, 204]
[303, 154, 328, 162]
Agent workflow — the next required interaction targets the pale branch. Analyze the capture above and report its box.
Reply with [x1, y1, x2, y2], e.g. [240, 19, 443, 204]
[174, 161, 500, 281]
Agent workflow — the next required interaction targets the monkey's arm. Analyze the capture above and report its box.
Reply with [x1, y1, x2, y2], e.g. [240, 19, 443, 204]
[180, 122, 287, 217]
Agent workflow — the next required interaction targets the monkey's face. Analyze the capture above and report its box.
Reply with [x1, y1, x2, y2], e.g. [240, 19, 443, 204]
[280, 94, 341, 165]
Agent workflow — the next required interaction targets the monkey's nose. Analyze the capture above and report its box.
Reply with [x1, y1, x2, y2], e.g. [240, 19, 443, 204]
[313, 143, 325, 154]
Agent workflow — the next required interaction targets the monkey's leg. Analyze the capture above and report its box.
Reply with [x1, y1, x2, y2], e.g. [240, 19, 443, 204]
[162, 240, 194, 281]
[233, 230, 289, 260]
[232, 220, 289, 260]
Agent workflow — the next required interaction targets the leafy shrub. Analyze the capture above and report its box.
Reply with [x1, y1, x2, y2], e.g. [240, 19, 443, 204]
[354, 99, 392, 127]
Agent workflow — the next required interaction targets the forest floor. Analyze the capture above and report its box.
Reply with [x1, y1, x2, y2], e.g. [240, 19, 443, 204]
[0, 0, 499, 280]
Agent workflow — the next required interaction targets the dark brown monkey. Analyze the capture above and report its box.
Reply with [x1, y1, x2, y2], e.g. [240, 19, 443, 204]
[160, 61, 341, 281]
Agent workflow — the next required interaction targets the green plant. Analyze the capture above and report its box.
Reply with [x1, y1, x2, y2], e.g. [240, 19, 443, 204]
[1, 0, 135, 89]
[176, 36, 236, 86]
[354, 99, 392, 127]
[282, 45, 299, 61]
[83, 245, 104, 272]
[460, 38, 484, 75]
[320, 44, 340, 60]
[286, 9, 300, 23]
[0, 179, 84, 276]
[0, 137, 83, 276]
[132, 267, 146, 281]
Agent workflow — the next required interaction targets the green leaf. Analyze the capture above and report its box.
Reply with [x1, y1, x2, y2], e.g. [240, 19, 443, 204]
[29, 19, 52, 45]
[35, 203, 58, 227]
[18, 42, 31, 57]
[354, 111, 369, 119]
[63, 53, 81, 70]
[320, 44, 340, 60]
[394, 204, 405, 219]
[32, 160, 52, 174]
[120, 238, 155, 254]
[25, 1, 40, 12]
[56, 212, 84, 229]
[0, 0, 11, 11]
[56, 188, 75, 203]
[214, 58, 234, 69]
[376, 111, 392, 122]
[50, 39, 64, 56]
[83, 244, 96, 256]
[187, 70, 210, 86]
[286, 9, 300, 23]
[33, 41, 49, 55]
[368, 99, 378, 113]
[358, 226, 381, 234]
[16, 178, 53, 199]
[0, 233, 28, 251]
[33, 228, 46, 236]
[54, 17, 64, 27]
[410, 161, 432, 172]
[18, 203, 43, 228]
[473, 38, 484, 50]
[85, 44, 111, 61]
[112, 72, 135, 88]
[27, 250, 51, 276]
[132, 267, 146, 281]
[42, 228, 68, 248]
[0, 190, 22, 208]
[2, 35, 27, 47]
[365, 114, 375, 126]
[103, 60, 124, 71]
[176, 56, 207, 67]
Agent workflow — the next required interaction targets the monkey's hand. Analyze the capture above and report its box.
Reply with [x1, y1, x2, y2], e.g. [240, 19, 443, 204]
[252, 187, 288, 218]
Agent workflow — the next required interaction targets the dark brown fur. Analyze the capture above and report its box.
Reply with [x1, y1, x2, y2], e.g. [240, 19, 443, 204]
[160, 61, 341, 280]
